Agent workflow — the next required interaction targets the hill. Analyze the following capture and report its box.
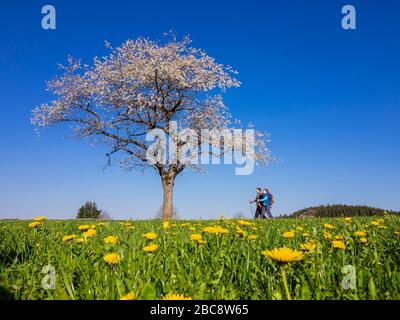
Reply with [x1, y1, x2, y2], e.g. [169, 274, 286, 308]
[288, 204, 399, 218]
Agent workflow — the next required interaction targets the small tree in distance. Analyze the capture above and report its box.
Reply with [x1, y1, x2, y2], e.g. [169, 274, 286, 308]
[76, 201, 102, 219]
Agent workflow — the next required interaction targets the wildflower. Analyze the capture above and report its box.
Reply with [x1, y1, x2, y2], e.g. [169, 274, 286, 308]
[354, 231, 367, 237]
[334, 234, 344, 240]
[189, 227, 196, 232]
[360, 237, 368, 244]
[33, 216, 46, 221]
[371, 219, 384, 227]
[98, 222, 107, 226]
[180, 223, 190, 227]
[120, 292, 137, 300]
[262, 247, 304, 263]
[78, 225, 90, 231]
[122, 222, 133, 227]
[143, 244, 159, 253]
[84, 229, 96, 237]
[296, 226, 304, 231]
[238, 220, 252, 227]
[162, 293, 192, 300]
[103, 253, 121, 265]
[63, 234, 77, 242]
[282, 231, 295, 238]
[75, 237, 85, 243]
[142, 232, 157, 240]
[202, 226, 228, 234]
[248, 235, 258, 240]
[300, 241, 317, 251]
[302, 232, 310, 237]
[162, 221, 169, 230]
[104, 236, 119, 244]
[236, 228, 246, 237]
[324, 223, 335, 229]
[29, 221, 42, 228]
[323, 231, 332, 239]
[90, 225, 96, 229]
[190, 234, 202, 241]
[394, 230, 400, 236]
[344, 217, 352, 222]
[197, 240, 206, 245]
[332, 240, 346, 250]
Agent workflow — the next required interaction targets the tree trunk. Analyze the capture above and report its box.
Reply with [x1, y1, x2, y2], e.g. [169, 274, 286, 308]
[161, 172, 175, 221]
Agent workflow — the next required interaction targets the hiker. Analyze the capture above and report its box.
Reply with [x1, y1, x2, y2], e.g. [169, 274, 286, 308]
[259, 188, 273, 219]
[250, 187, 263, 218]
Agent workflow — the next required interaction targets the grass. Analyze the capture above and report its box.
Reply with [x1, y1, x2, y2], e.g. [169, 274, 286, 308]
[0, 215, 399, 300]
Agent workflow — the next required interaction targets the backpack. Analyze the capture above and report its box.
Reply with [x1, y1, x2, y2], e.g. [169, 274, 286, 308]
[268, 193, 274, 207]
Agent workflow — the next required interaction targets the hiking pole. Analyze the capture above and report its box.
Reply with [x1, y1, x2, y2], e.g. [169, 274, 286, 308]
[249, 201, 254, 219]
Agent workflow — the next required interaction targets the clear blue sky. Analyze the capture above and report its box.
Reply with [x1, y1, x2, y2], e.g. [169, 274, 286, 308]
[1, 0, 399, 220]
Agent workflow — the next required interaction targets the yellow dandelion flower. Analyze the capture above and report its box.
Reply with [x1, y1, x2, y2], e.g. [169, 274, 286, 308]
[202, 226, 228, 234]
[162, 293, 192, 300]
[90, 225, 96, 229]
[84, 229, 96, 237]
[262, 247, 304, 263]
[324, 223, 335, 229]
[190, 234, 202, 241]
[75, 237, 85, 243]
[238, 220, 252, 227]
[300, 241, 317, 251]
[344, 217, 352, 222]
[189, 227, 196, 232]
[197, 240, 206, 245]
[162, 221, 170, 230]
[29, 221, 42, 228]
[180, 223, 190, 227]
[78, 225, 90, 231]
[62, 234, 77, 242]
[120, 292, 137, 300]
[248, 235, 258, 240]
[282, 231, 295, 238]
[371, 219, 384, 227]
[104, 236, 119, 244]
[323, 231, 332, 239]
[334, 234, 344, 240]
[236, 228, 246, 236]
[302, 232, 310, 237]
[143, 244, 159, 253]
[360, 237, 368, 244]
[33, 216, 46, 221]
[103, 253, 121, 265]
[332, 240, 346, 250]
[354, 231, 367, 237]
[142, 232, 157, 240]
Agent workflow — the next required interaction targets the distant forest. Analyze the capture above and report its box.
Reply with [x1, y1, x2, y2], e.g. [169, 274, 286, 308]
[284, 204, 400, 218]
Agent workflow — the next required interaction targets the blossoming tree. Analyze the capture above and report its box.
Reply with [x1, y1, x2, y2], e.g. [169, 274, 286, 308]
[32, 35, 271, 220]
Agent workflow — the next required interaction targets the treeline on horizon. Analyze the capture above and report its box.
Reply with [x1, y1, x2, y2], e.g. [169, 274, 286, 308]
[282, 204, 400, 218]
